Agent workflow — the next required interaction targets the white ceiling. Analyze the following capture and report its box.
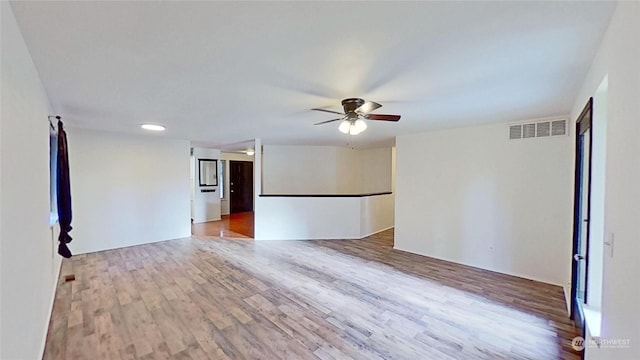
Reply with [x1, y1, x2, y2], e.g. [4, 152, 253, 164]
[10, 1, 615, 148]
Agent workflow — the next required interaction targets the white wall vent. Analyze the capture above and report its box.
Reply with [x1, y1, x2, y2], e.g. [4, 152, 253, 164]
[523, 123, 536, 138]
[508, 119, 567, 140]
[509, 125, 522, 139]
[551, 120, 567, 136]
[536, 122, 550, 137]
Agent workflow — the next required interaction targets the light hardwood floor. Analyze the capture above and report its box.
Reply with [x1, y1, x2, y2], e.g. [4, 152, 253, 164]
[191, 212, 254, 239]
[43, 229, 579, 359]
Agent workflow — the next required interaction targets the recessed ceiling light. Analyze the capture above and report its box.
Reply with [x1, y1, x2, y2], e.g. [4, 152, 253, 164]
[141, 124, 166, 131]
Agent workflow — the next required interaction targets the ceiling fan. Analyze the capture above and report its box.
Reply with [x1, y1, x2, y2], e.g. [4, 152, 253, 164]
[312, 98, 401, 135]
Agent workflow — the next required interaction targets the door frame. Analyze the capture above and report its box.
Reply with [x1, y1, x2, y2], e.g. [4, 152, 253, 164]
[570, 97, 593, 336]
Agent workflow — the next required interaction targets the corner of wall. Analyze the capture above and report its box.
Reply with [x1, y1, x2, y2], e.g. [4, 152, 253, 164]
[394, 121, 573, 288]
[562, 284, 571, 315]
[39, 224, 63, 357]
[1, 3, 63, 358]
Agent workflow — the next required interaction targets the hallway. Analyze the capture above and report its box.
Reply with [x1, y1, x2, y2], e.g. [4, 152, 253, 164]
[191, 211, 254, 238]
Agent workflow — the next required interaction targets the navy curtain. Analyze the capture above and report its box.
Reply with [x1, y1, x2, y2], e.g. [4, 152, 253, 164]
[57, 120, 73, 258]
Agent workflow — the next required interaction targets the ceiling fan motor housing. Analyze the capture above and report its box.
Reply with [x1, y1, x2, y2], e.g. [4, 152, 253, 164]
[341, 98, 365, 113]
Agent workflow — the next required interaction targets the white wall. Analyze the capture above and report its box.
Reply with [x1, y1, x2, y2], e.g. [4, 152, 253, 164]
[191, 147, 221, 223]
[360, 194, 395, 237]
[255, 194, 393, 241]
[256, 144, 394, 240]
[391, 147, 396, 191]
[262, 145, 392, 195]
[0, 3, 62, 358]
[255, 197, 362, 240]
[335, 147, 361, 193]
[586, 77, 607, 309]
[263, 145, 340, 194]
[395, 121, 574, 287]
[360, 147, 393, 194]
[570, 3, 640, 359]
[220, 152, 254, 215]
[68, 128, 191, 254]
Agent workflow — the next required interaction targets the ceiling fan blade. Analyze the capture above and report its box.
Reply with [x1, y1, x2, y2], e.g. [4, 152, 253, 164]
[311, 108, 345, 116]
[364, 114, 401, 122]
[313, 118, 343, 125]
[355, 101, 382, 114]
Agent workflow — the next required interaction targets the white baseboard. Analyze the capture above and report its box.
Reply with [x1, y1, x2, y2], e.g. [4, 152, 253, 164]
[192, 217, 222, 224]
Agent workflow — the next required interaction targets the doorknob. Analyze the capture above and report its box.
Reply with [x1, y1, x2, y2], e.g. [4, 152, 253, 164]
[574, 254, 585, 261]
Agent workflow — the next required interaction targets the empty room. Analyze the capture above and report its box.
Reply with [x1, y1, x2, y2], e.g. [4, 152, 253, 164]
[1, 1, 638, 360]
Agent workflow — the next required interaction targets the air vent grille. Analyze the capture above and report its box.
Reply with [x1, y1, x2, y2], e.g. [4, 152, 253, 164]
[509, 119, 567, 140]
[523, 123, 536, 138]
[509, 125, 522, 140]
[551, 120, 567, 136]
[536, 122, 550, 137]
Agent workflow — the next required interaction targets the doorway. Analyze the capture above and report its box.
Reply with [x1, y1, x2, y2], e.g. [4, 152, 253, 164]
[230, 160, 254, 213]
[191, 212, 254, 238]
[571, 98, 593, 338]
[190, 154, 255, 239]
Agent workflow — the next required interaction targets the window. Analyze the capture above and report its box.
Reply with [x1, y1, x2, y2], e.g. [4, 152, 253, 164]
[49, 124, 58, 224]
[219, 160, 226, 199]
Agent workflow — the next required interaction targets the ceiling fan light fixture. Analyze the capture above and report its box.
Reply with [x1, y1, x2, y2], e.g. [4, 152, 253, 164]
[313, 98, 399, 136]
[354, 119, 367, 133]
[339, 118, 367, 135]
[338, 120, 351, 134]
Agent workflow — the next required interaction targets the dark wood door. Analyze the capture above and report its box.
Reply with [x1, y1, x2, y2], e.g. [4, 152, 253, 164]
[571, 97, 593, 343]
[230, 161, 253, 213]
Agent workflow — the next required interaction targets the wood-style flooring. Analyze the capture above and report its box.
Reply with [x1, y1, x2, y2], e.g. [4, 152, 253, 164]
[191, 212, 254, 238]
[43, 229, 579, 359]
